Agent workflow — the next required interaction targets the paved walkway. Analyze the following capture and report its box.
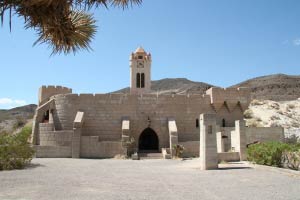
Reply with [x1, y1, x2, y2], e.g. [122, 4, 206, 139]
[0, 158, 299, 200]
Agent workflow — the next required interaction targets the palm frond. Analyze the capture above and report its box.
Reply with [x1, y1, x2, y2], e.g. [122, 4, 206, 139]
[0, 0, 142, 55]
[34, 10, 96, 55]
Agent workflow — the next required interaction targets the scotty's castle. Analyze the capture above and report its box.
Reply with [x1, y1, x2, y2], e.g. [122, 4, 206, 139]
[32, 47, 283, 165]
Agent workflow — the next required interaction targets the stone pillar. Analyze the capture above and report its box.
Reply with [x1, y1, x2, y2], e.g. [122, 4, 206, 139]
[121, 118, 131, 156]
[72, 112, 84, 158]
[49, 109, 54, 124]
[72, 128, 81, 158]
[168, 118, 178, 157]
[235, 120, 247, 161]
[216, 131, 225, 153]
[200, 113, 218, 170]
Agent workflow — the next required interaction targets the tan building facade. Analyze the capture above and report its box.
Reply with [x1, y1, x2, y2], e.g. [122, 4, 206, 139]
[32, 47, 284, 160]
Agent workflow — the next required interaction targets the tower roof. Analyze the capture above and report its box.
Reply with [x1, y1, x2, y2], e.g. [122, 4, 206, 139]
[135, 46, 146, 53]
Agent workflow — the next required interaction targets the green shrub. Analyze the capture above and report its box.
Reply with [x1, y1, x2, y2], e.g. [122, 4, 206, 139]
[247, 142, 300, 168]
[0, 126, 34, 170]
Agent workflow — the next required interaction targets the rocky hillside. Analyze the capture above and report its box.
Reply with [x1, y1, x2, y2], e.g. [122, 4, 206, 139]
[115, 74, 300, 101]
[231, 74, 300, 101]
[0, 104, 37, 133]
[114, 78, 215, 95]
[245, 99, 300, 138]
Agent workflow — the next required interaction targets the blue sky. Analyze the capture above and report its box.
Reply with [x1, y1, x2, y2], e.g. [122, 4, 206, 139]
[0, 0, 300, 109]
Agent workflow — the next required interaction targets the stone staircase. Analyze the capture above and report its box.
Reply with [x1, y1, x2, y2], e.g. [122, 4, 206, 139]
[138, 152, 163, 159]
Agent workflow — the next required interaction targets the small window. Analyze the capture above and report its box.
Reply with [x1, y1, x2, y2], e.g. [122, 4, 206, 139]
[208, 125, 213, 134]
[222, 118, 226, 127]
[43, 110, 49, 123]
[141, 73, 145, 88]
[196, 119, 199, 128]
[136, 73, 141, 88]
[138, 56, 143, 59]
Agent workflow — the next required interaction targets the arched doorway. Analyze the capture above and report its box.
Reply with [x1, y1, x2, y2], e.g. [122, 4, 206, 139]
[139, 128, 159, 152]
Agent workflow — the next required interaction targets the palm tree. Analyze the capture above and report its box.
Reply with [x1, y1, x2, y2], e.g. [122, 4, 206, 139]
[0, 0, 142, 55]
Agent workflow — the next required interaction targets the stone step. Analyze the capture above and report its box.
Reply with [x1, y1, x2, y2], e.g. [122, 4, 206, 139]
[138, 152, 163, 159]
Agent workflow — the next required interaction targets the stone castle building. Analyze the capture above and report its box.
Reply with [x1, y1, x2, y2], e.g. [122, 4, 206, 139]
[32, 47, 283, 162]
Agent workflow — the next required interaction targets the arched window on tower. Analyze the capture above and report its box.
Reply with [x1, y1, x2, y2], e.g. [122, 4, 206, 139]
[196, 118, 199, 128]
[136, 73, 141, 88]
[141, 73, 145, 88]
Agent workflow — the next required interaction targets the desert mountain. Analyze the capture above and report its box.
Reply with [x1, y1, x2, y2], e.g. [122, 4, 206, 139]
[114, 78, 214, 95]
[231, 74, 300, 101]
[0, 104, 37, 133]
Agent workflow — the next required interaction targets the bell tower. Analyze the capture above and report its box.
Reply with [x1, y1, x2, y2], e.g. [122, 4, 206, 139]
[130, 47, 152, 94]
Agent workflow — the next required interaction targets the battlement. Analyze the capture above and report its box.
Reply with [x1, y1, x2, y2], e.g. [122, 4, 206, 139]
[39, 85, 72, 105]
[205, 87, 251, 111]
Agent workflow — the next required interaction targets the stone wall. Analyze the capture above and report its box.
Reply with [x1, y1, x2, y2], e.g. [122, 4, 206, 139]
[245, 127, 284, 144]
[35, 146, 72, 158]
[179, 141, 199, 157]
[39, 123, 72, 146]
[80, 136, 123, 158]
[50, 93, 246, 152]
[218, 152, 240, 162]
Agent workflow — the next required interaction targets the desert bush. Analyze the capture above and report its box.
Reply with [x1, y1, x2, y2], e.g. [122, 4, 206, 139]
[246, 118, 262, 127]
[173, 144, 185, 158]
[251, 99, 263, 106]
[0, 126, 34, 170]
[285, 135, 300, 144]
[291, 121, 300, 128]
[269, 102, 280, 110]
[244, 109, 254, 119]
[287, 104, 295, 109]
[281, 151, 300, 170]
[13, 117, 26, 130]
[270, 115, 280, 120]
[255, 117, 262, 122]
[247, 142, 300, 170]
[277, 110, 284, 115]
[122, 136, 136, 157]
[270, 121, 281, 127]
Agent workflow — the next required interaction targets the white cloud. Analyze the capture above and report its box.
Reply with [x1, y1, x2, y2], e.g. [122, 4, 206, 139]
[0, 98, 27, 109]
[293, 38, 300, 46]
[0, 98, 14, 105]
[14, 100, 27, 105]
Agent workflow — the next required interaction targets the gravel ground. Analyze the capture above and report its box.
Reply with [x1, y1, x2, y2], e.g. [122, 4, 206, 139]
[0, 158, 299, 200]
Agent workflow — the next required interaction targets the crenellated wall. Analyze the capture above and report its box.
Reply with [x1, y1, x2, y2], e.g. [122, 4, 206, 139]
[39, 85, 72, 106]
[206, 87, 251, 113]
[34, 86, 256, 158]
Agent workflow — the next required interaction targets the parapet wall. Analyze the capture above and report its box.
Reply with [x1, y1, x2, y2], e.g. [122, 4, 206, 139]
[39, 85, 72, 105]
[206, 87, 251, 112]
